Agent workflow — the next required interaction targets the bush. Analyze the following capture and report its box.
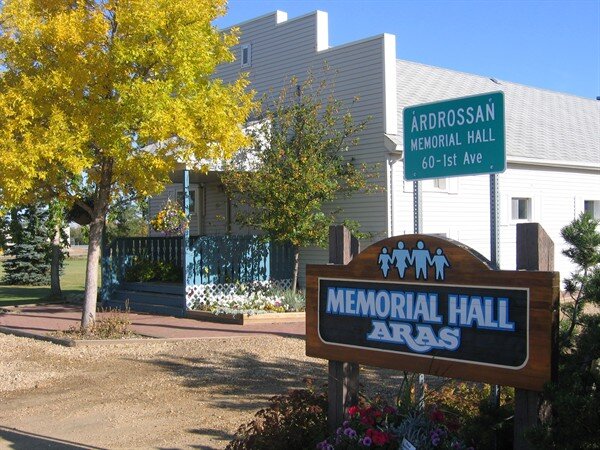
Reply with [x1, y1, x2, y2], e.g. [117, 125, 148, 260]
[427, 382, 514, 449]
[227, 388, 328, 450]
[55, 308, 135, 340]
[124, 258, 182, 283]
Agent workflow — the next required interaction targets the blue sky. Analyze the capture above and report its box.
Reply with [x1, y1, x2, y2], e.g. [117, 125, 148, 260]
[215, 0, 600, 99]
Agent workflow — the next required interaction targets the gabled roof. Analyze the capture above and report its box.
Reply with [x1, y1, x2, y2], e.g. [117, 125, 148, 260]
[396, 59, 600, 166]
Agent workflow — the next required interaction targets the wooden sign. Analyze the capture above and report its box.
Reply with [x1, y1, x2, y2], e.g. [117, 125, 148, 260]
[306, 234, 559, 391]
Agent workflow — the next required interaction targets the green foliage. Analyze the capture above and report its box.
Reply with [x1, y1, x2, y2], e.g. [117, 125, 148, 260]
[427, 382, 514, 449]
[70, 225, 89, 245]
[2, 204, 52, 285]
[274, 287, 306, 312]
[222, 70, 379, 251]
[0, 0, 255, 324]
[560, 212, 600, 345]
[124, 258, 182, 283]
[226, 387, 328, 450]
[527, 213, 600, 449]
[105, 198, 149, 242]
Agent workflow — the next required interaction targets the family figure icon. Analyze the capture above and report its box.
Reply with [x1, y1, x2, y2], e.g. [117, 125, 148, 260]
[377, 240, 450, 281]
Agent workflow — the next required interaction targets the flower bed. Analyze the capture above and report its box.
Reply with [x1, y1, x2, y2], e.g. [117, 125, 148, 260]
[227, 380, 515, 449]
[188, 280, 305, 317]
[317, 404, 472, 450]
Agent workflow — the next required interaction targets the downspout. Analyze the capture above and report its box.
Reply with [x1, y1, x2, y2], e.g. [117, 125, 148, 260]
[183, 167, 190, 313]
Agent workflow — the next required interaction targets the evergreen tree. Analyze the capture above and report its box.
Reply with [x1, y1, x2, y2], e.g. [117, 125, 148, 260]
[528, 212, 600, 449]
[2, 204, 52, 285]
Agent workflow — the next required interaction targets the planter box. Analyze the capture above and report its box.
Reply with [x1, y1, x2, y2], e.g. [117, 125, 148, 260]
[186, 310, 305, 325]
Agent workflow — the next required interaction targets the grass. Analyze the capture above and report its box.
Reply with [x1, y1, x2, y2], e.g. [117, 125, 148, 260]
[0, 258, 90, 306]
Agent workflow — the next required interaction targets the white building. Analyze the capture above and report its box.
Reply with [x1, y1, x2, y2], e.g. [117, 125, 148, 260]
[149, 10, 600, 286]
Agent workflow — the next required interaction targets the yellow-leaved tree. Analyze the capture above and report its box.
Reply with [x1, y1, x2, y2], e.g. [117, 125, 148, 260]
[0, 0, 254, 328]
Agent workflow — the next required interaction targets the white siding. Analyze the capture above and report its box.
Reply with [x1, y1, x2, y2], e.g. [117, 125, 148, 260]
[203, 182, 228, 235]
[393, 58, 600, 284]
[216, 11, 396, 287]
[391, 161, 600, 282]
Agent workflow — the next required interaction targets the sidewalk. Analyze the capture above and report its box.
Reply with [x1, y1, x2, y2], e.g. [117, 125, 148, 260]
[0, 304, 305, 341]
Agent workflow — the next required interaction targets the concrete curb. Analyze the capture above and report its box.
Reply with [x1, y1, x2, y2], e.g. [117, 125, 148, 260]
[0, 326, 304, 347]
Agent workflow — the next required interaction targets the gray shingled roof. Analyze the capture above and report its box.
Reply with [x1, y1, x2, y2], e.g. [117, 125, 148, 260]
[396, 60, 600, 165]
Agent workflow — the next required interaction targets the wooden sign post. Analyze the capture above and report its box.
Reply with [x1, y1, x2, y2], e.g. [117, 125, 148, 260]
[307, 229, 559, 436]
[327, 225, 360, 433]
[514, 223, 558, 450]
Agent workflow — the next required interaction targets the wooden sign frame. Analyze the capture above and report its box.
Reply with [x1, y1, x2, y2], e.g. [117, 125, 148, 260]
[306, 234, 559, 392]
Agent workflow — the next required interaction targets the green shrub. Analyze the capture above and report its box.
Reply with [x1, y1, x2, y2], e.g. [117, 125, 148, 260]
[427, 382, 514, 449]
[124, 258, 182, 283]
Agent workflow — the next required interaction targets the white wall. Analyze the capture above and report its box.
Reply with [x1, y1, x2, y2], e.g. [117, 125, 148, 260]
[391, 160, 600, 282]
[215, 11, 397, 287]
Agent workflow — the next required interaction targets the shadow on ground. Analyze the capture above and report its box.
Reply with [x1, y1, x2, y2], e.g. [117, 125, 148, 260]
[0, 427, 104, 450]
[143, 344, 409, 414]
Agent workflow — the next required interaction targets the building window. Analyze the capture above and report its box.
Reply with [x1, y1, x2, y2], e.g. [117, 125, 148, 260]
[584, 200, 600, 219]
[176, 190, 196, 214]
[240, 44, 252, 68]
[511, 197, 531, 221]
[433, 178, 447, 190]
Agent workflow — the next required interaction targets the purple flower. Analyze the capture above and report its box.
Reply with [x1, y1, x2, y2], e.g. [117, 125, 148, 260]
[361, 436, 372, 447]
[343, 420, 350, 429]
[431, 435, 441, 446]
[344, 427, 357, 438]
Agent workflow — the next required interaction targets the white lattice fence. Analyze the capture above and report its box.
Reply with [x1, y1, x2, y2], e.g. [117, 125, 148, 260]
[186, 279, 293, 309]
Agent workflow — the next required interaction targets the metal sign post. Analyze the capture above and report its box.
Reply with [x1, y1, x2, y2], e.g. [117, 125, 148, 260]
[403, 91, 507, 413]
[412, 180, 424, 408]
[490, 173, 501, 409]
[413, 181, 422, 234]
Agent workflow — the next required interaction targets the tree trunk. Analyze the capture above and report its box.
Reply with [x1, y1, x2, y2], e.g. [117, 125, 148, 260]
[82, 216, 104, 329]
[292, 247, 300, 294]
[49, 223, 62, 298]
[81, 158, 113, 330]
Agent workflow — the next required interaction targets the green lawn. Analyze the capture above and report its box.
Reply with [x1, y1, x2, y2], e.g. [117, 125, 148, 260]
[0, 258, 90, 306]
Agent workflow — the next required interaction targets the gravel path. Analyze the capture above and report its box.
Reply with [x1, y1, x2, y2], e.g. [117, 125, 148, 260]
[0, 334, 406, 449]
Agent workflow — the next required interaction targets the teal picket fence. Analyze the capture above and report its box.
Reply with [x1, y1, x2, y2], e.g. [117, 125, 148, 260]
[101, 235, 295, 313]
[186, 235, 295, 285]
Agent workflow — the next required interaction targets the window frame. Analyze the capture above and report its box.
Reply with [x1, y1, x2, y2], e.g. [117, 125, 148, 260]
[176, 188, 198, 215]
[510, 197, 532, 222]
[240, 44, 252, 68]
[584, 199, 600, 220]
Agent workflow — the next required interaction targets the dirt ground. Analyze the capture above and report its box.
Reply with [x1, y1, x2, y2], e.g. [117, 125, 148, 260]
[0, 334, 406, 450]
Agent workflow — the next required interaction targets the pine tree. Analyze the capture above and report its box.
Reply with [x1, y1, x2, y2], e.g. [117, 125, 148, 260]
[2, 205, 52, 285]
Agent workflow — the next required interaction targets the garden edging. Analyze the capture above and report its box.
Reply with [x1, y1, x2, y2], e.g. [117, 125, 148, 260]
[186, 310, 305, 325]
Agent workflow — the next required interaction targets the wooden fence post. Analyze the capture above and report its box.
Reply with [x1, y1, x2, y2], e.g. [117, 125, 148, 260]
[514, 223, 558, 450]
[327, 225, 360, 433]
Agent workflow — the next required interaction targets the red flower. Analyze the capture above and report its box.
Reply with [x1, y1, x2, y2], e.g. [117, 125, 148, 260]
[347, 405, 360, 417]
[361, 416, 375, 426]
[366, 428, 391, 446]
[429, 407, 445, 423]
